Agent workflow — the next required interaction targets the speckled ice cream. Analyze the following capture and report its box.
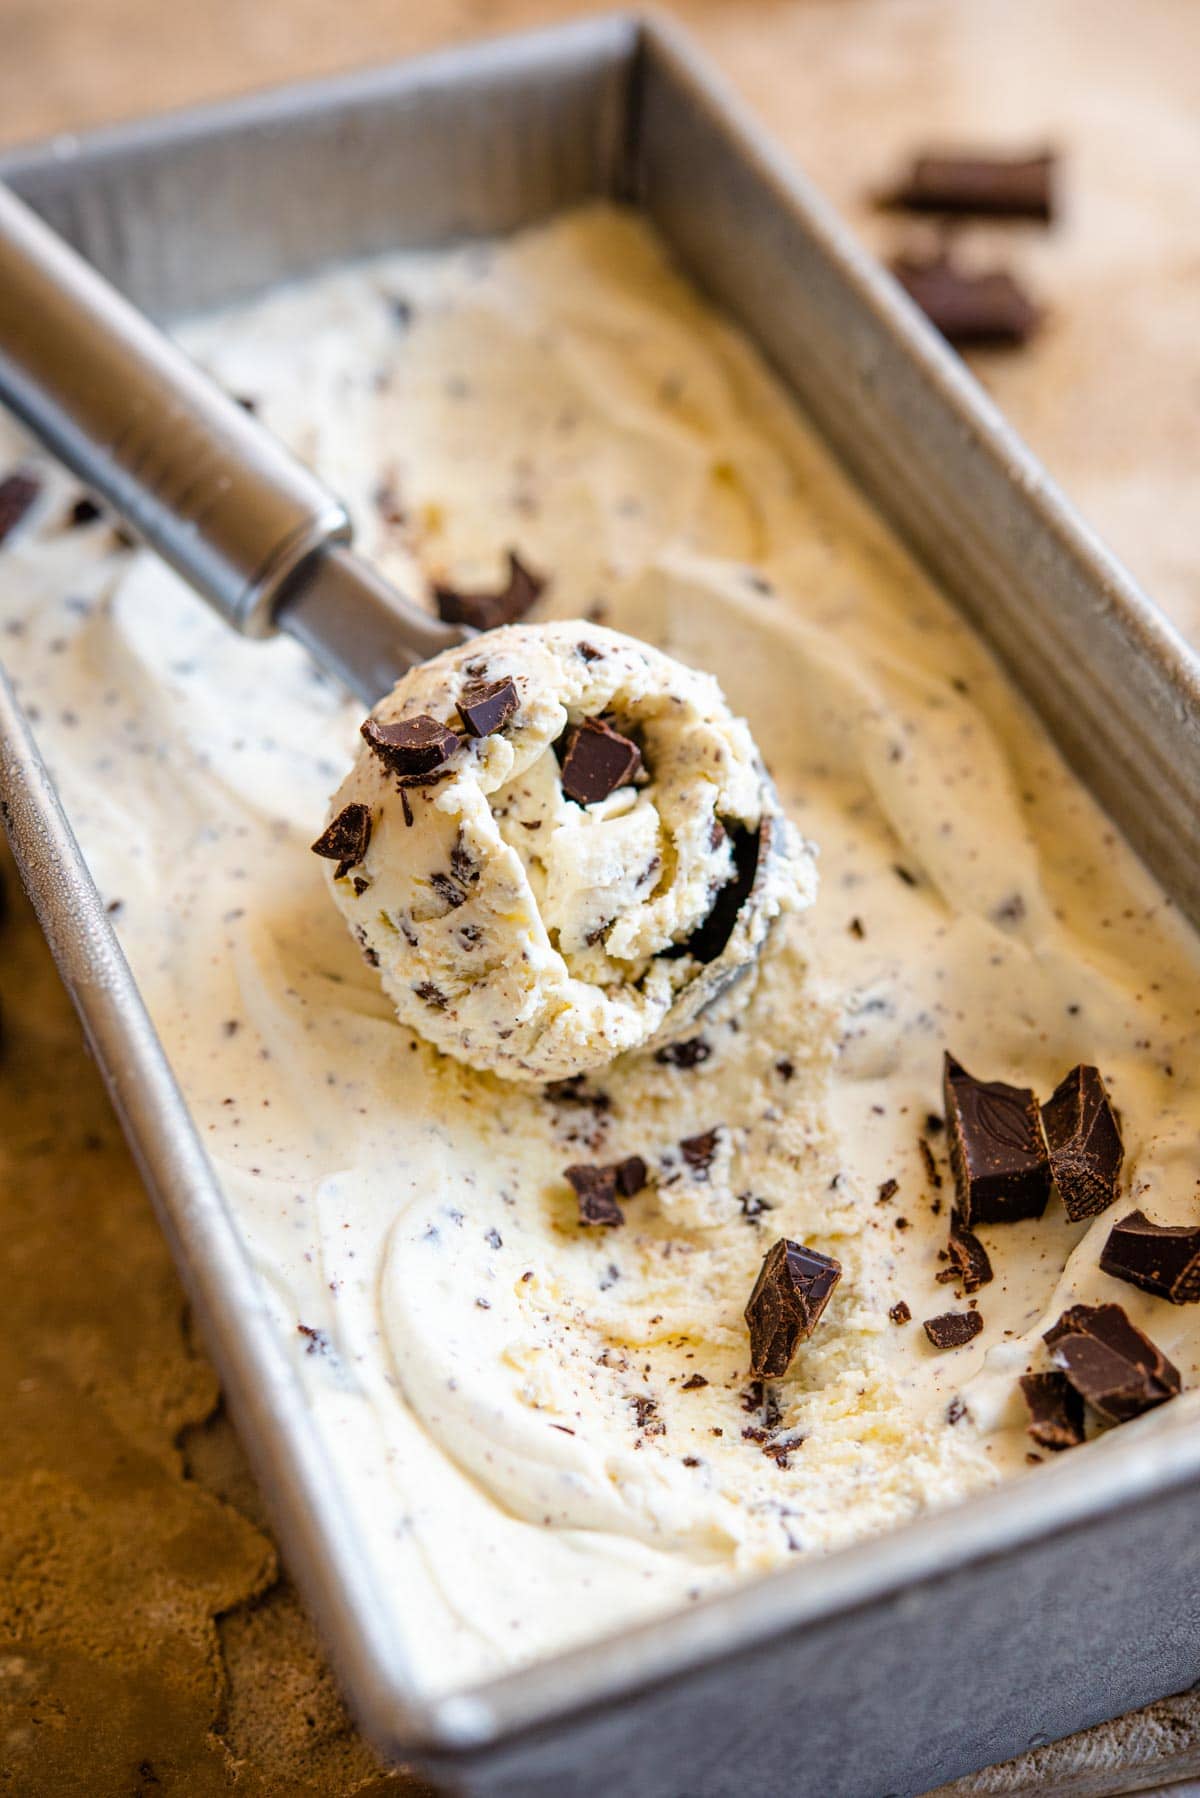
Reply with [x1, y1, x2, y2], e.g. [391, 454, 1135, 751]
[4, 207, 1200, 1700]
[323, 621, 810, 1080]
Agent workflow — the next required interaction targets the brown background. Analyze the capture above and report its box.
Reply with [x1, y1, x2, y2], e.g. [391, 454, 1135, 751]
[3, 3, 1200, 1794]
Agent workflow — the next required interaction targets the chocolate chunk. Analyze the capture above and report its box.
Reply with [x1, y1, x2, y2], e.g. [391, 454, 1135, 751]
[665, 820, 765, 967]
[0, 470, 40, 544]
[68, 495, 103, 527]
[892, 254, 1040, 347]
[881, 150, 1056, 221]
[565, 1164, 624, 1228]
[1040, 1064, 1123, 1221]
[1044, 1302, 1181, 1423]
[943, 1052, 1051, 1226]
[614, 1155, 649, 1198]
[923, 1309, 984, 1350]
[1019, 1372, 1085, 1451]
[361, 713, 460, 780]
[681, 1373, 708, 1390]
[745, 1238, 842, 1378]
[560, 717, 642, 804]
[655, 1037, 712, 1069]
[433, 550, 545, 632]
[1100, 1210, 1200, 1304]
[458, 676, 518, 739]
[680, 1128, 720, 1179]
[936, 1208, 994, 1294]
[889, 1300, 912, 1325]
[310, 802, 372, 880]
[413, 981, 448, 1011]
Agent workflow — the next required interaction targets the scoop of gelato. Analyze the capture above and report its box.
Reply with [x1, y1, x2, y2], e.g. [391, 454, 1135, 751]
[316, 621, 815, 1080]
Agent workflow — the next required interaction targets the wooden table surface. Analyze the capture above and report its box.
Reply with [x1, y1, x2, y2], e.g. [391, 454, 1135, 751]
[3, 3, 1200, 1794]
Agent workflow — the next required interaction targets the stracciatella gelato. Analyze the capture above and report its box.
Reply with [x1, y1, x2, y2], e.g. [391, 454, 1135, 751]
[3, 205, 1200, 1699]
[318, 620, 811, 1080]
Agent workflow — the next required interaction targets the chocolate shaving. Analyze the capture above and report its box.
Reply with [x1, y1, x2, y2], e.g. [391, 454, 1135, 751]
[433, 550, 545, 632]
[1019, 1372, 1085, 1451]
[458, 676, 518, 739]
[1044, 1302, 1180, 1424]
[664, 820, 765, 967]
[943, 1052, 1051, 1226]
[892, 254, 1040, 347]
[361, 713, 460, 780]
[1100, 1210, 1200, 1305]
[745, 1238, 842, 1379]
[0, 470, 40, 545]
[936, 1208, 994, 1294]
[560, 716, 642, 804]
[310, 802, 372, 880]
[1040, 1064, 1123, 1221]
[881, 150, 1056, 221]
[922, 1310, 984, 1350]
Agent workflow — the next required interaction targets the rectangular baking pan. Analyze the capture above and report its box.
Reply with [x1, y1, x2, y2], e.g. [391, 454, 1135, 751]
[4, 16, 1200, 1796]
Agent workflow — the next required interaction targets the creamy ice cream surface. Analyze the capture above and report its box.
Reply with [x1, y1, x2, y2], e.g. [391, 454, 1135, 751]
[3, 206, 1200, 1699]
[321, 620, 811, 1080]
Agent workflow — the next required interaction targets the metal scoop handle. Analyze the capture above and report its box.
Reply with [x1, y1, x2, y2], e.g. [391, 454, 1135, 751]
[0, 183, 459, 700]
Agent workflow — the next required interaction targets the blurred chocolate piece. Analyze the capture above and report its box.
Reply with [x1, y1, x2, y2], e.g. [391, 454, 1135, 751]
[614, 1155, 649, 1198]
[923, 1309, 984, 1350]
[1100, 1211, 1200, 1304]
[882, 150, 1056, 221]
[565, 1155, 647, 1226]
[1044, 1301, 1180, 1423]
[1041, 1064, 1123, 1221]
[311, 802, 373, 880]
[0, 470, 40, 545]
[936, 1208, 993, 1294]
[1019, 1372, 1085, 1451]
[458, 676, 518, 739]
[560, 717, 642, 804]
[433, 550, 544, 631]
[943, 1052, 1051, 1226]
[665, 820, 766, 967]
[68, 495, 103, 528]
[361, 713, 460, 780]
[745, 1238, 841, 1378]
[892, 254, 1039, 347]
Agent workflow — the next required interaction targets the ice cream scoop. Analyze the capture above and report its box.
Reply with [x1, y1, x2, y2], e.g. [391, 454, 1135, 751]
[0, 184, 811, 1080]
[317, 623, 815, 1081]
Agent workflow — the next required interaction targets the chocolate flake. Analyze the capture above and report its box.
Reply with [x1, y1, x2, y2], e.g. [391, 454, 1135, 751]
[560, 716, 642, 805]
[680, 1129, 720, 1179]
[361, 713, 460, 780]
[923, 1309, 984, 1350]
[892, 254, 1040, 347]
[918, 1136, 943, 1189]
[889, 1300, 912, 1325]
[654, 1037, 712, 1069]
[943, 1052, 1051, 1226]
[1044, 1302, 1181, 1424]
[745, 1238, 842, 1378]
[0, 470, 40, 545]
[681, 1373, 708, 1390]
[413, 981, 448, 1011]
[877, 1177, 899, 1204]
[1100, 1210, 1200, 1305]
[433, 550, 545, 632]
[881, 150, 1056, 221]
[311, 802, 372, 880]
[564, 1158, 646, 1227]
[1040, 1064, 1123, 1222]
[936, 1208, 993, 1294]
[458, 676, 519, 739]
[1019, 1372, 1085, 1451]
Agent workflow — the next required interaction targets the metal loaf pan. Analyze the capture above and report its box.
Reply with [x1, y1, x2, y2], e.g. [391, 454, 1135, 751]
[4, 16, 1200, 1796]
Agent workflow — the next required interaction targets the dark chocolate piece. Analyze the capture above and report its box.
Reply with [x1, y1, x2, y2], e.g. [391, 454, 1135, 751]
[1044, 1302, 1181, 1423]
[744, 1238, 842, 1378]
[881, 150, 1056, 221]
[936, 1208, 994, 1294]
[310, 802, 372, 880]
[433, 550, 545, 631]
[361, 713, 460, 780]
[458, 676, 518, 739]
[1100, 1210, 1200, 1305]
[614, 1155, 649, 1198]
[655, 1037, 712, 1069]
[889, 1300, 912, 1325]
[1019, 1372, 1085, 1451]
[891, 254, 1040, 347]
[565, 1164, 624, 1228]
[943, 1052, 1051, 1226]
[1040, 1064, 1123, 1221]
[680, 1128, 720, 1179]
[560, 716, 642, 804]
[922, 1309, 984, 1350]
[68, 495, 103, 527]
[664, 820, 766, 967]
[0, 470, 40, 544]
[681, 1373, 708, 1390]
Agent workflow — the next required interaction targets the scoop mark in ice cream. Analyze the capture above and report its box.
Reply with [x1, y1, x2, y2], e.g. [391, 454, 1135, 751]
[457, 676, 519, 739]
[433, 549, 545, 632]
[1044, 1302, 1181, 1423]
[360, 714, 460, 780]
[1040, 1063, 1123, 1221]
[559, 716, 642, 804]
[310, 802, 373, 881]
[0, 469, 41, 545]
[922, 1309, 984, 1350]
[1099, 1211, 1200, 1304]
[745, 1238, 842, 1379]
[1019, 1372, 1085, 1451]
[936, 1208, 993, 1294]
[944, 1052, 1051, 1226]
